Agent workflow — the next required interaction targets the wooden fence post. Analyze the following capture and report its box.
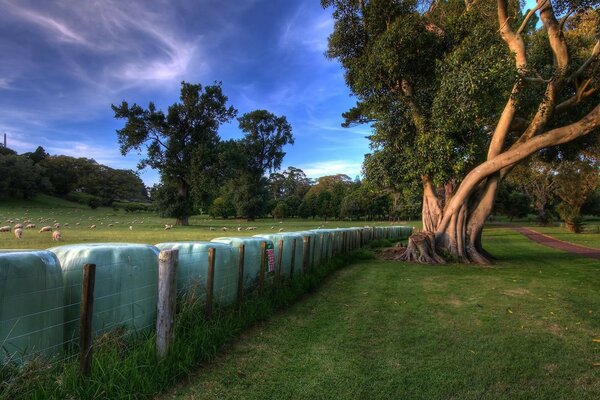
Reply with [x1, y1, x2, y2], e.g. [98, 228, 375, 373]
[320, 233, 325, 265]
[302, 237, 309, 273]
[276, 239, 284, 285]
[236, 244, 245, 308]
[156, 250, 178, 359]
[206, 247, 216, 318]
[329, 233, 334, 260]
[311, 236, 317, 270]
[290, 239, 296, 279]
[259, 241, 266, 294]
[79, 263, 96, 377]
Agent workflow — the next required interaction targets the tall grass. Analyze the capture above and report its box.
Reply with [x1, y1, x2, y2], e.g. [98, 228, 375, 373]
[0, 244, 381, 400]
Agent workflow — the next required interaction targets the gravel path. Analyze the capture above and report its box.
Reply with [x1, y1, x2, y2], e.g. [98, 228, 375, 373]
[513, 226, 600, 260]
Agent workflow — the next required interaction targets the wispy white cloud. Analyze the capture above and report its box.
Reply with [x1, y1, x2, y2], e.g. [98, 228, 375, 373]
[295, 160, 363, 179]
[0, 78, 11, 89]
[280, 3, 332, 54]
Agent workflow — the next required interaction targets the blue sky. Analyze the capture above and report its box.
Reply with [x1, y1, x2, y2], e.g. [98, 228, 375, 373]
[0, 0, 370, 186]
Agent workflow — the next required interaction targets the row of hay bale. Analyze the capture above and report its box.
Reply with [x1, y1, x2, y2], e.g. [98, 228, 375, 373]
[0, 225, 412, 362]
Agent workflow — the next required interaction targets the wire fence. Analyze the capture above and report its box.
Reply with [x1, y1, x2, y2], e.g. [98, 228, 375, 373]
[0, 225, 413, 375]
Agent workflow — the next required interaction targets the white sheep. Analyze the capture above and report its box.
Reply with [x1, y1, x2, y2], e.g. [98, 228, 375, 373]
[52, 231, 61, 241]
[0, 226, 12, 232]
[14, 223, 23, 229]
[279, 228, 284, 232]
[209, 227, 215, 231]
[164, 224, 173, 230]
[39, 226, 52, 233]
[25, 223, 36, 229]
[108, 223, 113, 227]
[89, 224, 96, 229]
[53, 223, 60, 229]
[222, 227, 228, 231]
[14, 228, 22, 239]
[129, 226, 133, 231]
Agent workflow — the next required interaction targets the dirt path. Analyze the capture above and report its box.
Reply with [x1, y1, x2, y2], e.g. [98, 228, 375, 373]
[512, 226, 600, 260]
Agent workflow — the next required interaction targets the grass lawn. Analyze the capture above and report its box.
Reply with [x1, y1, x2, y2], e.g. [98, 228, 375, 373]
[0, 195, 413, 249]
[164, 228, 600, 400]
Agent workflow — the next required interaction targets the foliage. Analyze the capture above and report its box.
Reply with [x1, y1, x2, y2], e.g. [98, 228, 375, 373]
[112, 81, 237, 225]
[0, 150, 50, 199]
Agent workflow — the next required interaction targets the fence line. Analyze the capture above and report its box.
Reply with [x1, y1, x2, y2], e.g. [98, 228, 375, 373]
[0, 225, 413, 371]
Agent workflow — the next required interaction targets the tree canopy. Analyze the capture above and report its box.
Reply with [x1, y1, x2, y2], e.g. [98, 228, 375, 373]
[324, 0, 600, 263]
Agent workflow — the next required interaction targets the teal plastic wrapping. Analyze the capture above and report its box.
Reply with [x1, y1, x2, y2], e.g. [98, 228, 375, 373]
[210, 237, 273, 289]
[253, 234, 303, 276]
[0, 251, 64, 361]
[155, 242, 236, 306]
[48, 243, 159, 341]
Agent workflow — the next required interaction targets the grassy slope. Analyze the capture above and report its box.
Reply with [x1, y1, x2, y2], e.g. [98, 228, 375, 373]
[165, 228, 600, 400]
[0, 195, 413, 249]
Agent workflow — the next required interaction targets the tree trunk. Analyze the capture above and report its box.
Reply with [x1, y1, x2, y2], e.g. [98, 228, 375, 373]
[176, 183, 190, 226]
[421, 176, 443, 232]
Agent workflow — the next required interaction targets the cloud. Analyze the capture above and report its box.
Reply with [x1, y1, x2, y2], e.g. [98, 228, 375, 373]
[295, 160, 363, 179]
[280, 3, 332, 54]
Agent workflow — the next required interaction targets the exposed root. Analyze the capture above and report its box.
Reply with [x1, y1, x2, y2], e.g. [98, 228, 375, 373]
[399, 232, 446, 264]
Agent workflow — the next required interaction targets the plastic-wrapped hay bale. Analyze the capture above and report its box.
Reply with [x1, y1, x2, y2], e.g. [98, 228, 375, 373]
[48, 243, 159, 341]
[0, 251, 64, 362]
[311, 229, 340, 258]
[155, 242, 236, 306]
[210, 237, 273, 289]
[253, 234, 303, 277]
[291, 231, 321, 270]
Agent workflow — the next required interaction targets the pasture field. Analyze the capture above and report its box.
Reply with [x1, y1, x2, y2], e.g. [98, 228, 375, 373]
[165, 228, 600, 400]
[0, 195, 414, 249]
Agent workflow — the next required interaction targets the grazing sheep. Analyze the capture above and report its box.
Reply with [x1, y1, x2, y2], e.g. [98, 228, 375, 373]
[39, 226, 52, 233]
[14, 228, 22, 239]
[279, 228, 284, 232]
[129, 226, 133, 231]
[14, 223, 23, 229]
[0, 226, 12, 232]
[52, 231, 61, 241]
[108, 224, 113, 227]
[64, 223, 69, 227]
[222, 227, 228, 231]
[270, 226, 274, 230]
[53, 223, 60, 229]
[237, 227, 242, 232]
[164, 224, 173, 230]
[76, 222, 80, 226]
[25, 223, 36, 229]
[209, 227, 215, 231]
[90, 225, 96, 229]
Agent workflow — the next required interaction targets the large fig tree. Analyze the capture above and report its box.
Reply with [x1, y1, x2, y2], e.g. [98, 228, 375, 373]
[323, 0, 600, 263]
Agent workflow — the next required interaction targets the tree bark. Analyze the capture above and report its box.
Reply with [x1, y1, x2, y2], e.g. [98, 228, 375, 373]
[176, 183, 190, 226]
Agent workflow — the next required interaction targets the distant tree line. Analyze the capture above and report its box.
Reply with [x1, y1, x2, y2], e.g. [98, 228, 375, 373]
[0, 144, 147, 205]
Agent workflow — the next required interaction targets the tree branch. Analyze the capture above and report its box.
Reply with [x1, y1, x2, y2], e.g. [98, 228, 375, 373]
[439, 102, 600, 233]
[517, 0, 547, 35]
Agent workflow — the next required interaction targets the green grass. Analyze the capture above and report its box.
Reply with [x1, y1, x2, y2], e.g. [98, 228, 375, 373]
[163, 228, 600, 400]
[0, 195, 412, 249]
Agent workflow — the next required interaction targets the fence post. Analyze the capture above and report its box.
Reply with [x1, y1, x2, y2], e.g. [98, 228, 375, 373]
[236, 244, 245, 308]
[302, 237, 309, 273]
[79, 263, 96, 377]
[156, 249, 178, 359]
[290, 239, 296, 279]
[259, 241, 266, 294]
[310, 237, 317, 268]
[320, 233, 325, 265]
[276, 239, 284, 285]
[329, 233, 334, 260]
[206, 247, 216, 318]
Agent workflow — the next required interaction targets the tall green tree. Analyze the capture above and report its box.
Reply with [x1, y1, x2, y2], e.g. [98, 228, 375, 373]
[324, 0, 600, 263]
[234, 110, 294, 220]
[112, 82, 236, 225]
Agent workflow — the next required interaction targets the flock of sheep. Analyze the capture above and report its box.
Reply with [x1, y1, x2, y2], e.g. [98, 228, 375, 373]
[0, 221, 61, 241]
